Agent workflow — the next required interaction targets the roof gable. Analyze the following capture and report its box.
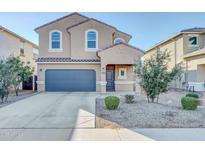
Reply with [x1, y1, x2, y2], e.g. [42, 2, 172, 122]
[98, 43, 144, 54]
[35, 12, 132, 40]
[35, 12, 88, 31]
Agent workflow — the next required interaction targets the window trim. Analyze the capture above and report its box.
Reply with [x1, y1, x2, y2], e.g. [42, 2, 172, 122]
[49, 30, 63, 52]
[118, 68, 127, 79]
[85, 29, 98, 51]
[114, 37, 125, 44]
[188, 34, 199, 47]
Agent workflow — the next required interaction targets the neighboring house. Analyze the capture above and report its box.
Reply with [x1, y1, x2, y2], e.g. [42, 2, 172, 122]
[35, 12, 144, 92]
[0, 25, 39, 90]
[144, 27, 205, 91]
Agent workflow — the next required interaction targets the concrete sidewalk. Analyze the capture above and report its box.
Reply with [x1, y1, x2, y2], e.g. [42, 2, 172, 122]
[1, 127, 205, 141]
[0, 128, 153, 141]
[133, 128, 205, 141]
[70, 128, 153, 141]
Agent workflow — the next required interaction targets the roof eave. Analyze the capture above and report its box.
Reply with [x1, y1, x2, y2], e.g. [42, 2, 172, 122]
[0, 25, 38, 48]
[98, 43, 144, 54]
[146, 32, 183, 53]
[34, 12, 89, 32]
[146, 31, 205, 53]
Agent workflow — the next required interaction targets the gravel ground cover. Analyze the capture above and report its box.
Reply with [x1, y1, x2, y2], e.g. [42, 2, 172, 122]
[0, 90, 38, 108]
[96, 90, 205, 128]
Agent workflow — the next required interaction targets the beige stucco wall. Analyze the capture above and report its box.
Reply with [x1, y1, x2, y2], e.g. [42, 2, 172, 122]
[0, 30, 38, 75]
[197, 64, 205, 82]
[183, 33, 205, 54]
[99, 44, 143, 66]
[37, 63, 101, 91]
[68, 20, 115, 59]
[185, 54, 205, 82]
[98, 44, 143, 92]
[36, 14, 88, 58]
[37, 63, 138, 92]
[114, 65, 135, 91]
[36, 14, 130, 60]
[36, 14, 140, 92]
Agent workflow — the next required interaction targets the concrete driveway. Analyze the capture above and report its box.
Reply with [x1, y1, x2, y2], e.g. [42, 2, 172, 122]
[0, 92, 97, 129]
[0, 92, 99, 140]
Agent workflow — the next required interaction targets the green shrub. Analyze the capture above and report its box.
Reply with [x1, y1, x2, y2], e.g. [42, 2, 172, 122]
[181, 96, 198, 110]
[105, 96, 120, 110]
[125, 95, 135, 103]
[186, 93, 199, 99]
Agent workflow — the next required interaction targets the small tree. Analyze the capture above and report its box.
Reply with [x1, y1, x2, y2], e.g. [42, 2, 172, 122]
[0, 59, 12, 103]
[135, 50, 183, 103]
[6, 57, 34, 96]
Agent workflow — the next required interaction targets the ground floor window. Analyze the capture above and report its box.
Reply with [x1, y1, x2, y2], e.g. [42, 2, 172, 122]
[118, 68, 127, 79]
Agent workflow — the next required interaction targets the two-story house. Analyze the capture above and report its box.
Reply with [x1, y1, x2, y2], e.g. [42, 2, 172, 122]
[0, 25, 39, 90]
[144, 27, 205, 91]
[35, 12, 144, 92]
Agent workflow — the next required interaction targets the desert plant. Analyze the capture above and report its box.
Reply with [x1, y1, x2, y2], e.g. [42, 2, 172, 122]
[135, 50, 183, 103]
[186, 93, 199, 99]
[6, 56, 34, 96]
[181, 96, 198, 110]
[125, 94, 135, 103]
[105, 96, 120, 110]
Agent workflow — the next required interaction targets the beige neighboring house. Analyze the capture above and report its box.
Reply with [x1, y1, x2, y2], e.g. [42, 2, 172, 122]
[0, 25, 39, 90]
[35, 12, 144, 92]
[145, 27, 205, 91]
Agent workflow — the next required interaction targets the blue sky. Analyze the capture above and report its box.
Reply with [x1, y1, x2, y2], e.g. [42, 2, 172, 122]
[1, 12, 205, 50]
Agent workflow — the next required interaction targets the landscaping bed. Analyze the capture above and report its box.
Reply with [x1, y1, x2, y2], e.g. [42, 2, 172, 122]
[96, 90, 205, 128]
[0, 90, 38, 108]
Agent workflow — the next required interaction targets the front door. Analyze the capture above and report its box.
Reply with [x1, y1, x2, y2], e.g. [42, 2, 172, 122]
[106, 65, 115, 91]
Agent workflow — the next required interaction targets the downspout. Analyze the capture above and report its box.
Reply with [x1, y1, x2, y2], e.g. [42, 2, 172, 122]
[66, 27, 72, 58]
[174, 38, 177, 67]
[67, 31, 71, 58]
[174, 38, 177, 88]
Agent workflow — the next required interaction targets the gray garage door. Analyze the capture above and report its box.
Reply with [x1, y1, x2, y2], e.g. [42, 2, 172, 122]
[45, 69, 96, 92]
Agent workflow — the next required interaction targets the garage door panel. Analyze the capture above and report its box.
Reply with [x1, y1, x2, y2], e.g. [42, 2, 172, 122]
[45, 69, 96, 92]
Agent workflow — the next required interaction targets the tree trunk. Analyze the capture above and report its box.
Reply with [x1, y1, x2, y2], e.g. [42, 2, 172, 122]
[147, 95, 150, 103]
[156, 95, 159, 103]
[15, 86, 19, 96]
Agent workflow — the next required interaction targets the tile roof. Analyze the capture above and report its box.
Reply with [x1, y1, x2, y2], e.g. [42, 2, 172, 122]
[37, 57, 100, 63]
[181, 27, 205, 33]
[35, 12, 131, 39]
[98, 42, 144, 54]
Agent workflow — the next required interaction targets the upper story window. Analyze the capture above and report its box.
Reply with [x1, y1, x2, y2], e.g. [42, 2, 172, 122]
[85, 29, 98, 51]
[20, 41, 25, 56]
[114, 38, 125, 44]
[49, 30, 62, 51]
[188, 35, 198, 47]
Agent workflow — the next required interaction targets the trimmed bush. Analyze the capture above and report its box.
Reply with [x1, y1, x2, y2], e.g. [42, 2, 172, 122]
[125, 95, 135, 103]
[186, 93, 199, 99]
[181, 96, 198, 110]
[105, 96, 120, 110]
